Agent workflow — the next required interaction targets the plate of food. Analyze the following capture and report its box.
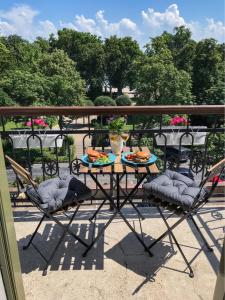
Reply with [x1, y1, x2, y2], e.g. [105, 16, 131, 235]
[81, 149, 116, 167]
[121, 151, 157, 166]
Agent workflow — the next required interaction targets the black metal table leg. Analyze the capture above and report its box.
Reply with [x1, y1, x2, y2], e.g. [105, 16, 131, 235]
[83, 172, 152, 257]
[117, 173, 120, 209]
[89, 198, 108, 222]
[113, 174, 145, 220]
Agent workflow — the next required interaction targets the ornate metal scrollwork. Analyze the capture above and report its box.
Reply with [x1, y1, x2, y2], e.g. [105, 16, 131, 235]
[166, 155, 179, 170]
[70, 158, 81, 175]
[43, 159, 58, 177]
[190, 150, 204, 174]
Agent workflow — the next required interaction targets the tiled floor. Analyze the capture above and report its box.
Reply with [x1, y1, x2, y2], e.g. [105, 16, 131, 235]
[14, 201, 224, 300]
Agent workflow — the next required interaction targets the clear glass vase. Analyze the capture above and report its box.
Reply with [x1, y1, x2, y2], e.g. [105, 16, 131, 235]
[109, 132, 123, 155]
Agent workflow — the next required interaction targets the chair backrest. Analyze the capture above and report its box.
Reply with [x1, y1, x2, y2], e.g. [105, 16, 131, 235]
[5, 155, 37, 188]
[206, 158, 225, 181]
[194, 157, 225, 206]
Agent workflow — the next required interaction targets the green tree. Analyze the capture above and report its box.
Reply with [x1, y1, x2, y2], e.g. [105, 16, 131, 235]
[34, 37, 51, 53]
[39, 49, 85, 106]
[205, 62, 225, 104]
[192, 38, 223, 104]
[0, 70, 45, 106]
[146, 27, 196, 74]
[94, 96, 116, 106]
[170, 26, 196, 73]
[0, 89, 15, 106]
[0, 42, 11, 74]
[116, 94, 132, 106]
[104, 36, 142, 94]
[52, 29, 105, 99]
[1, 35, 41, 73]
[135, 56, 193, 105]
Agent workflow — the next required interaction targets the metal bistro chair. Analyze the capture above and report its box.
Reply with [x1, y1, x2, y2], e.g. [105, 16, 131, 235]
[143, 158, 225, 278]
[5, 155, 92, 276]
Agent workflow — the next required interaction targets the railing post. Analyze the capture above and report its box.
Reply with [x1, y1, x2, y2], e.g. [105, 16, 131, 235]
[0, 137, 25, 300]
[213, 238, 225, 300]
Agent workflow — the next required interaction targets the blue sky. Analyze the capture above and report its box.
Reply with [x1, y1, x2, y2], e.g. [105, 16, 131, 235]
[0, 1, 224, 44]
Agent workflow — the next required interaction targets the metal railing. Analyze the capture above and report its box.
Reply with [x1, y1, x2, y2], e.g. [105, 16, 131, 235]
[0, 105, 224, 205]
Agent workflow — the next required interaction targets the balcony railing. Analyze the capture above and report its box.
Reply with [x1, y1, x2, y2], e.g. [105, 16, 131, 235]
[0, 105, 224, 205]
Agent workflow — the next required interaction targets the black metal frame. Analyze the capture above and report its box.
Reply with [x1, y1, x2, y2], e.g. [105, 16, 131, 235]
[89, 173, 145, 222]
[146, 162, 225, 278]
[82, 171, 153, 257]
[1, 111, 224, 207]
[6, 158, 89, 276]
[23, 200, 88, 276]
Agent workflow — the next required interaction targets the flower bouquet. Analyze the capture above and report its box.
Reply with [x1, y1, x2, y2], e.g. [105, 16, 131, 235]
[108, 117, 129, 155]
[155, 115, 207, 146]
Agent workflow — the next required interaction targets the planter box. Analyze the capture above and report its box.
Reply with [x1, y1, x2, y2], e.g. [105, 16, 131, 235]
[155, 126, 207, 146]
[9, 134, 64, 149]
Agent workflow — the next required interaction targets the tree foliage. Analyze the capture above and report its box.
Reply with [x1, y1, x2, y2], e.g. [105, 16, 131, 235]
[0, 89, 15, 106]
[192, 39, 225, 104]
[116, 95, 132, 106]
[0, 27, 224, 107]
[0, 37, 85, 106]
[136, 37, 193, 105]
[104, 36, 142, 94]
[94, 96, 116, 106]
[52, 29, 105, 98]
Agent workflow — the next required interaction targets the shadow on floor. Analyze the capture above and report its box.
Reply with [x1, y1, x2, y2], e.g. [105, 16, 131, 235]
[18, 222, 105, 273]
[187, 205, 225, 273]
[16, 204, 224, 282]
[105, 231, 174, 295]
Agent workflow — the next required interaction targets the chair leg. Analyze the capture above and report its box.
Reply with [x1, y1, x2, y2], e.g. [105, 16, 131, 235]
[42, 205, 81, 276]
[50, 208, 88, 248]
[23, 214, 45, 250]
[157, 207, 194, 278]
[148, 213, 187, 250]
[189, 215, 213, 252]
[89, 198, 108, 222]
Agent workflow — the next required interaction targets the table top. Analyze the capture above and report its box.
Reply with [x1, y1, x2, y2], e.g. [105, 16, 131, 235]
[78, 146, 159, 175]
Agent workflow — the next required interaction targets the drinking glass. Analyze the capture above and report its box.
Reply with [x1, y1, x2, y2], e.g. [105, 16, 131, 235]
[121, 131, 130, 147]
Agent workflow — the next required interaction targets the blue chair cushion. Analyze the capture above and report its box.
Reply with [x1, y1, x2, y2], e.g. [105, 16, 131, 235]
[143, 170, 207, 208]
[26, 175, 91, 213]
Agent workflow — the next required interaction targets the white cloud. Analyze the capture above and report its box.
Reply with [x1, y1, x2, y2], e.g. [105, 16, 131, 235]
[192, 18, 225, 42]
[142, 4, 185, 30]
[61, 10, 141, 38]
[0, 5, 56, 40]
[0, 4, 224, 44]
[38, 20, 57, 38]
[141, 4, 225, 43]
[182, 18, 225, 43]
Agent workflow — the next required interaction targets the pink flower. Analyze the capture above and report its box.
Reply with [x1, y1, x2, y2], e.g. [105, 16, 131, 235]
[25, 121, 32, 127]
[34, 118, 44, 125]
[170, 116, 188, 126]
[24, 118, 48, 128]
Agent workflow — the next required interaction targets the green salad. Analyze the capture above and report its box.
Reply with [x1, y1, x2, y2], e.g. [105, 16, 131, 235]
[96, 156, 111, 164]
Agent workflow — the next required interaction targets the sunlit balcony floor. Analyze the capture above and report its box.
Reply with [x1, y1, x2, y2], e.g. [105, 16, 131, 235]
[13, 199, 224, 300]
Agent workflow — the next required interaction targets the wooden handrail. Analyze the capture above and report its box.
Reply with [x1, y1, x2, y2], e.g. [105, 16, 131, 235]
[0, 105, 224, 116]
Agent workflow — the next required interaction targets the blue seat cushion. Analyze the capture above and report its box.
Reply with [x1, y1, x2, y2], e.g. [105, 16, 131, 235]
[143, 170, 207, 208]
[26, 175, 91, 213]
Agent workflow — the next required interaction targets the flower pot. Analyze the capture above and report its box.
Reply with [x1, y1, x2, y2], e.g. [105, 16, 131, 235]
[109, 133, 123, 155]
[155, 126, 207, 146]
[9, 134, 64, 149]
